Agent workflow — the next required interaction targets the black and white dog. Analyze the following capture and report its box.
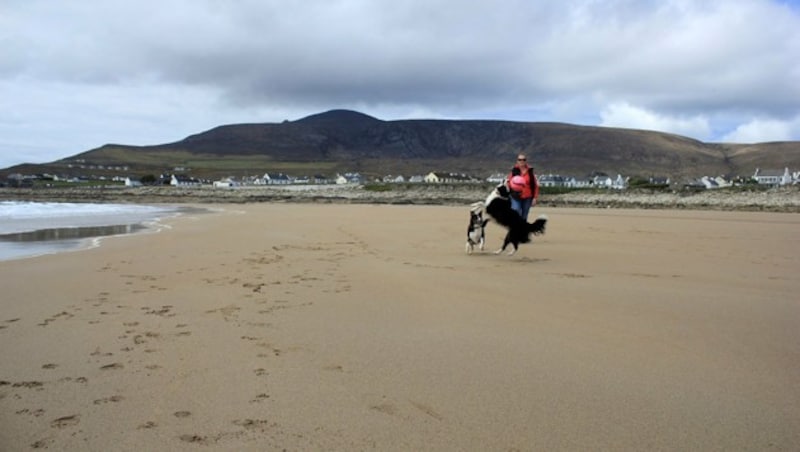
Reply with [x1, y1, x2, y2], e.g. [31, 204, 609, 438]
[484, 182, 547, 255]
[466, 202, 489, 254]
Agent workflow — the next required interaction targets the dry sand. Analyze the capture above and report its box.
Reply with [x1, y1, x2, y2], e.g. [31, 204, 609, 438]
[1, 204, 798, 451]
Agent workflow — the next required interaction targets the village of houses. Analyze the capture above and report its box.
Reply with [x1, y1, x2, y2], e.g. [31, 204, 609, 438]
[136, 167, 799, 190]
[4, 165, 799, 190]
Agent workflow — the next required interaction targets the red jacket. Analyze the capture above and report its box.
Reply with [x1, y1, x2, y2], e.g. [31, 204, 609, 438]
[508, 165, 539, 200]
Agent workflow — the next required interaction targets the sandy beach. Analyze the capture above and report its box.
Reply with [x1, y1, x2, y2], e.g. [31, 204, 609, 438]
[1, 204, 798, 451]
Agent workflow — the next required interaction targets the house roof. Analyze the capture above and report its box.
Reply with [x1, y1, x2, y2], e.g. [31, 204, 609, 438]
[265, 173, 290, 180]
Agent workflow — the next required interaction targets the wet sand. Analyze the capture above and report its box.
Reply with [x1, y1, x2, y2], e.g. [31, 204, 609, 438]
[1, 204, 798, 451]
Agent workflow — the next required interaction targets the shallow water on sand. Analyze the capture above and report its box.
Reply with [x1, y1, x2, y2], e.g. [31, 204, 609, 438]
[0, 201, 188, 261]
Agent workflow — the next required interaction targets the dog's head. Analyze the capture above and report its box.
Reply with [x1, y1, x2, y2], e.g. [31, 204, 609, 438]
[485, 182, 511, 206]
[469, 201, 484, 213]
[495, 182, 511, 198]
[470, 210, 484, 225]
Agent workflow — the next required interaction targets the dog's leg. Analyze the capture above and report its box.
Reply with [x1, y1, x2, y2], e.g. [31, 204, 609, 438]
[495, 232, 519, 256]
[466, 241, 472, 254]
[493, 237, 505, 254]
[494, 234, 510, 254]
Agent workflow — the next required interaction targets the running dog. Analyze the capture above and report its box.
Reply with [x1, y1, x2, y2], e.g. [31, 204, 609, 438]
[466, 202, 489, 254]
[483, 182, 547, 255]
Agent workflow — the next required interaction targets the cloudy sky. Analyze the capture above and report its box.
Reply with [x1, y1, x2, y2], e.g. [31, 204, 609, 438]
[2, 0, 799, 169]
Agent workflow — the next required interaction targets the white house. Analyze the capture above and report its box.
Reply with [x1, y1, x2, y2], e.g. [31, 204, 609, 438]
[648, 177, 671, 186]
[213, 178, 237, 188]
[591, 174, 613, 188]
[571, 177, 593, 188]
[170, 175, 202, 186]
[700, 176, 733, 189]
[424, 172, 475, 183]
[588, 173, 627, 189]
[262, 173, 292, 185]
[538, 174, 575, 188]
[753, 168, 792, 186]
[335, 172, 363, 184]
[124, 177, 142, 187]
[611, 174, 628, 190]
[381, 175, 406, 183]
[424, 172, 441, 183]
[485, 173, 506, 183]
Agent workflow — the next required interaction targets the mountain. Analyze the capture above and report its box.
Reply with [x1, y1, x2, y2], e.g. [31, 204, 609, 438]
[4, 109, 799, 181]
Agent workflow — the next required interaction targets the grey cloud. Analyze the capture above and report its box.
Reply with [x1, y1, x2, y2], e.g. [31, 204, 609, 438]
[11, 0, 797, 117]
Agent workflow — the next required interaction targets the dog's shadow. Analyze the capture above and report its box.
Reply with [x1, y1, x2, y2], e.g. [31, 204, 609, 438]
[467, 253, 550, 264]
[516, 256, 550, 264]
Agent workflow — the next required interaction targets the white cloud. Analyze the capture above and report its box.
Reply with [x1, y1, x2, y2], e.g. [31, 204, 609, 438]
[721, 117, 800, 143]
[0, 77, 300, 168]
[599, 103, 712, 140]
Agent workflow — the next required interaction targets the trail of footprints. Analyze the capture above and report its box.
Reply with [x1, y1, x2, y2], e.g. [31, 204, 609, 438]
[2, 290, 196, 447]
[1, 237, 373, 448]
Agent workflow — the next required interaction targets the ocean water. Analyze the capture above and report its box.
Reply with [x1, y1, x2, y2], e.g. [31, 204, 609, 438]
[0, 201, 184, 261]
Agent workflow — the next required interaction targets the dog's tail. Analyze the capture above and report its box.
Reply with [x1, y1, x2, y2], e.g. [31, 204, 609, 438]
[528, 214, 548, 235]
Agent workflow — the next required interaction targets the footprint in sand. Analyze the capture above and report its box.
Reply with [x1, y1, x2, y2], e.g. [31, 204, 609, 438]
[15, 408, 45, 417]
[100, 363, 124, 370]
[51, 414, 80, 428]
[93, 395, 124, 405]
[174, 410, 192, 418]
[370, 403, 398, 416]
[249, 393, 270, 403]
[38, 311, 74, 327]
[410, 401, 444, 421]
[243, 282, 266, 293]
[143, 306, 174, 317]
[548, 272, 589, 279]
[179, 434, 208, 444]
[233, 418, 274, 430]
[90, 347, 113, 357]
[30, 437, 54, 449]
[4, 380, 44, 388]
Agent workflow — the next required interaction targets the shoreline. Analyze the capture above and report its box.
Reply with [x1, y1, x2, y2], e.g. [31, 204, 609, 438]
[2, 184, 800, 212]
[0, 204, 209, 262]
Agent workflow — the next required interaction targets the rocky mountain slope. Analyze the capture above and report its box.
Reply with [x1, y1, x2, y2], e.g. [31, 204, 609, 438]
[4, 110, 799, 181]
